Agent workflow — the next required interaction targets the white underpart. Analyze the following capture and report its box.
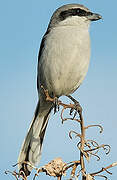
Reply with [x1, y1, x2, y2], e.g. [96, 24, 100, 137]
[39, 16, 90, 96]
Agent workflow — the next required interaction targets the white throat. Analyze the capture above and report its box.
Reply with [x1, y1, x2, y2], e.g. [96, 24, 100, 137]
[58, 16, 90, 30]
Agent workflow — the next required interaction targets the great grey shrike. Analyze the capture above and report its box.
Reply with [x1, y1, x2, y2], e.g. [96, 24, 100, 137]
[18, 3, 102, 176]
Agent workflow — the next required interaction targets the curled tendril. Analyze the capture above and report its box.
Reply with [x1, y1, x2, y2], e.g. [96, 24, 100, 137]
[85, 140, 100, 155]
[103, 145, 111, 155]
[62, 117, 81, 124]
[85, 124, 103, 133]
[5, 170, 27, 180]
[88, 139, 99, 147]
[88, 151, 101, 161]
[77, 140, 111, 162]
[84, 141, 101, 161]
[5, 170, 19, 180]
[61, 107, 80, 124]
[69, 130, 81, 139]
[85, 144, 110, 154]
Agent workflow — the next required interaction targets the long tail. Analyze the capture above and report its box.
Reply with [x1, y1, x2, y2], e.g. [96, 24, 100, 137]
[18, 96, 52, 176]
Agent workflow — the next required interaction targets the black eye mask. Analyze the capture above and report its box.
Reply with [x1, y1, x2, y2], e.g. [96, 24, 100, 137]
[59, 8, 93, 21]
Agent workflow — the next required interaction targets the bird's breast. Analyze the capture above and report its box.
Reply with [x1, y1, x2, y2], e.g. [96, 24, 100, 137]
[39, 26, 90, 96]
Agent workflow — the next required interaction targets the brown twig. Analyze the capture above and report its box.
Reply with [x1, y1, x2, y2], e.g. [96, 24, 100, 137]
[5, 170, 19, 180]
[63, 160, 80, 172]
[57, 176, 62, 180]
[90, 162, 117, 177]
[79, 112, 86, 180]
[5, 170, 27, 180]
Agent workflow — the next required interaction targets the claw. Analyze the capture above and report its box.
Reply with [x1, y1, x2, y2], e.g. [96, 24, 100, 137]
[67, 95, 82, 117]
[53, 97, 60, 114]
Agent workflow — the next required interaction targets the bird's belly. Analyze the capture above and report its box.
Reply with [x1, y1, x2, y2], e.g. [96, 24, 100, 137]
[39, 27, 90, 97]
[47, 54, 89, 96]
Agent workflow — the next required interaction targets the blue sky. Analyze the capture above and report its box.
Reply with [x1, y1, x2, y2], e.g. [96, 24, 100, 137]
[0, 0, 117, 179]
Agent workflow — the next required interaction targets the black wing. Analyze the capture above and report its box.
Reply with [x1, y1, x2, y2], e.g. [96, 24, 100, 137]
[37, 29, 50, 90]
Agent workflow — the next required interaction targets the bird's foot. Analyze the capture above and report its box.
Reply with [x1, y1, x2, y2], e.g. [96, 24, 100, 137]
[41, 86, 82, 116]
[67, 95, 82, 118]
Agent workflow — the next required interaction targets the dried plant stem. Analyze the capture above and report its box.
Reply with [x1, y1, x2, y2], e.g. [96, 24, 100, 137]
[5, 87, 116, 180]
[90, 162, 117, 177]
[79, 112, 86, 180]
[42, 86, 87, 179]
[57, 176, 62, 180]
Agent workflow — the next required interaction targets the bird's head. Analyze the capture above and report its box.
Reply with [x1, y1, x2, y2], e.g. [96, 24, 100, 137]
[48, 4, 102, 29]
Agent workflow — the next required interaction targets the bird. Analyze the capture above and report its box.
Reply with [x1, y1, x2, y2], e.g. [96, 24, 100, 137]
[18, 3, 102, 177]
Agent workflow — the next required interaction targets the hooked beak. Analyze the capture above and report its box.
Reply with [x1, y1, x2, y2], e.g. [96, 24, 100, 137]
[88, 13, 102, 21]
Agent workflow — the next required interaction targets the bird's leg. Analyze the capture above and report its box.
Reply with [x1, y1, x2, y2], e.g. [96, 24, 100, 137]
[41, 85, 60, 113]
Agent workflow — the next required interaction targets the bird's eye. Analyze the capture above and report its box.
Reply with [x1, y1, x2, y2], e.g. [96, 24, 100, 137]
[76, 9, 80, 13]
[76, 8, 85, 16]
